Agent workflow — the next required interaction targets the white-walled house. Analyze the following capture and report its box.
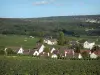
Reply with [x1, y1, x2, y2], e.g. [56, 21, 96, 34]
[64, 51, 67, 57]
[17, 47, 24, 54]
[47, 52, 50, 56]
[89, 50, 100, 59]
[4, 48, 7, 51]
[83, 41, 95, 50]
[32, 44, 45, 56]
[38, 44, 45, 54]
[33, 51, 39, 56]
[90, 53, 98, 59]
[51, 48, 56, 53]
[78, 53, 83, 59]
[63, 49, 75, 58]
[44, 39, 57, 45]
[51, 54, 58, 58]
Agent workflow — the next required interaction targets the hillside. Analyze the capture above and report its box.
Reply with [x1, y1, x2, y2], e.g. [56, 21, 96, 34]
[0, 15, 100, 37]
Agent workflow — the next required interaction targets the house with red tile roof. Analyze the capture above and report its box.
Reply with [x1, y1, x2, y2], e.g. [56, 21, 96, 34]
[90, 50, 100, 58]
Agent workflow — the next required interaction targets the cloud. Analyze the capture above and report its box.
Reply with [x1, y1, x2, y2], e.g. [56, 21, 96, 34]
[33, 0, 56, 6]
[33, 1, 48, 5]
[55, 3, 64, 6]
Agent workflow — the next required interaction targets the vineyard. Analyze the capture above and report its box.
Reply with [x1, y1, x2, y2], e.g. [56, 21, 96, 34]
[0, 56, 100, 75]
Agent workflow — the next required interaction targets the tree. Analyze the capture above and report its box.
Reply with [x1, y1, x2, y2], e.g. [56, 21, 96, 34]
[38, 38, 43, 44]
[74, 44, 80, 53]
[58, 32, 65, 45]
[0, 46, 5, 55]
[6, 48, 16, 55]
[81, 51, 88, 58]
[78, 43, 83, 49]
[44, 47, 50, 53]
[91, 45, 100, 53]
[43, 47, 50, 57]
[64, 37, 69, 44]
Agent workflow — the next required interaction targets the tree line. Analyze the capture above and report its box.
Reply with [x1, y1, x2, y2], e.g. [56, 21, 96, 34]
[0, 16, 100, 37]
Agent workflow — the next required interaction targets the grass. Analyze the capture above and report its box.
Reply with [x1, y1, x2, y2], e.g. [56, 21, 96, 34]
[0, 35, 39, 49]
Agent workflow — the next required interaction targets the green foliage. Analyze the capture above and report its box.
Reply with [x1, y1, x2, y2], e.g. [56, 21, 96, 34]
[38, 38, 43, 44]
[0, 15, 100, 37]
[91, 45, 100, 53]
[58, 32, 65, 45]
[81, 51, 89, 58]
[44, 47, 50, 53]
[6, 48, 16, 55]
[0, 46, 5, 55]
[74, 44, 81, 53]
[0, 56, 100, 75]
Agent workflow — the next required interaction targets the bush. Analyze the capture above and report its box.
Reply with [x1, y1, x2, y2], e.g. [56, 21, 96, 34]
[81, 51, 89, 59]
[0, 46, 5, 55]
[6, 48, 16, 55]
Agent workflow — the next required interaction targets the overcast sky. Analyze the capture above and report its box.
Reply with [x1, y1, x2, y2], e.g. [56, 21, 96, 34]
[0, 0, 100, 18]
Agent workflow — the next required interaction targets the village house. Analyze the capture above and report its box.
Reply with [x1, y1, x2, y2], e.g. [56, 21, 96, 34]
[90, 52, 98, 58]
[17, 47, 30, 55]
[80, 49, 100, 59]
[51, 47, 56, 53]
[51, 49, 59, 58]
[17, 47, 24, 54]
[32, 44, 45, 56]
[89, 50, 100, 58]
[44, 39, 57, 45]
[33, 50, 39, 56]
[78, 53, 83, 59]
[83, 41, 95, 50]
[64, 49, 83, 59]
[51, 54, 58, 58]
[63, 49, 74, 58]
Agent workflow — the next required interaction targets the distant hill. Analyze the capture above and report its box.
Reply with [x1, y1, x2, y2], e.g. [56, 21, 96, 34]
[0, 15, 100, 37]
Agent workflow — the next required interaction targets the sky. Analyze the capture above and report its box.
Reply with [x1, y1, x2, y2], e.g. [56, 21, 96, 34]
[0, 0, 100, 18]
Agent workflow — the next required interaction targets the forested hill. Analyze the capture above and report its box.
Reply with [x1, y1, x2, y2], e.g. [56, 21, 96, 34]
[0, 15, 100, 37]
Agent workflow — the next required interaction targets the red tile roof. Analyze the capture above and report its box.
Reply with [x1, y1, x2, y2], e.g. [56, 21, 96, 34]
[93, 50, 100, 56]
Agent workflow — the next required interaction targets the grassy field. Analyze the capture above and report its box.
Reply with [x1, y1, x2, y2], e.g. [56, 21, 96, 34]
[0, 34, 100, 50]
[0, 35, 39, 49]
[0, 56, 100, 75]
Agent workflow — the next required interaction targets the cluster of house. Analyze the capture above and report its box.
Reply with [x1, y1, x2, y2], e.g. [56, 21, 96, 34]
[17, 44, 58, 58]
[16, 40, 100, 59]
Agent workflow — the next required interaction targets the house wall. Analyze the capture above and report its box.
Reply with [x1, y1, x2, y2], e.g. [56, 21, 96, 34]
[83, 41, 95, 49]
[17, 47, 24, 54]
[39, 45, 45, 53]
[51, 54, 58, 58]
[51, 48, 56, 53]
[78, 53, 83, 59]
[90, 53, 98, 58]
[33, 51, 39, 56]
[44, 40, 57, 45]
